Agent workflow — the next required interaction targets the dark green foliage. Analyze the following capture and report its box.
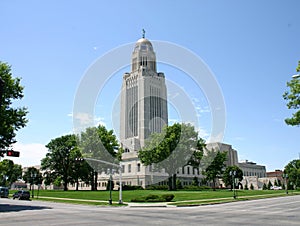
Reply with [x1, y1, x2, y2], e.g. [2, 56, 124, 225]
[222, 165, 244, 188]
[244, 183, 248, 190]
[250, 183, 254, 190]
[277, 179, 282, 186]
[0, 62, 28, 149]
[139, 123, 205, 191]
[106, 179, 114, 191]
[23, 167, 43, 186]
[204, 150, 227, 190]
[145, 185, 169, 190]
[267, 181, 273, 190]
[192, 176, 199, 186]
[161, 194, 175, 202]
[284, 159, 300, 189]
[131, 194, 175, 202]
[41, 134, 79, 191]
[121, 185, 144, 191]
[0, 159, 22, 187]
[262, 183, 267, 190]
[176, 179, 183, 189]
[283, 61, 300, 126]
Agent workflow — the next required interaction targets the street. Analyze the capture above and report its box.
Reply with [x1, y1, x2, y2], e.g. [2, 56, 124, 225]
[0, 195, 299, 225]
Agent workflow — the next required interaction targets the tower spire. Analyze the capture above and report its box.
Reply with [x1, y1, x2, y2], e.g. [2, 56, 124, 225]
[142, 29, 145, 38]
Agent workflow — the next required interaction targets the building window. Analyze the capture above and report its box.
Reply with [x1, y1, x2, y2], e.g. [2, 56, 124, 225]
[128, 164, 131, 173]
[187, 167, 190, 175]
[137, 163, 141, 172]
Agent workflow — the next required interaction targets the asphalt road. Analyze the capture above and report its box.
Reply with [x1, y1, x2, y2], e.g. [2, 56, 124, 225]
[0, 195, 299, 225]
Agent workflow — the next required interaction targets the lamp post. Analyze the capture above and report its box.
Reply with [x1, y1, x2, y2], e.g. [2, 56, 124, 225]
[283, 173, 288, 195]
[31, 173, 37, 198]
[107, 168, 114, 205]
[230, 170, 237, 199]
[84, 157, 123, 204]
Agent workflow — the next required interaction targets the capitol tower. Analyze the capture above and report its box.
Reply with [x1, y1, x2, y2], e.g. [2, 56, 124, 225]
[120, 32, 168, 154]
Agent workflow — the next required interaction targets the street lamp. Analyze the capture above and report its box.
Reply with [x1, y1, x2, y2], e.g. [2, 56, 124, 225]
[31, 173, 37, 198]
[230, 170, 237, 199]
[84, 157, 123, 204]
[283, 173, 288, 195]
[107, 168, 115, 205]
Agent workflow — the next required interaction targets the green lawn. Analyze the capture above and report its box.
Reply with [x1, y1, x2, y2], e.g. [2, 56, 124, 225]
[10, 189, 299, 205]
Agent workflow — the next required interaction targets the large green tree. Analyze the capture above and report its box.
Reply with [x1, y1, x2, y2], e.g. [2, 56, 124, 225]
[41, 134, 79, 191]
[79, 125, 122, 190]
[0, 62, 28, 149]
[22, 167, 43, 190]
[283, 61, 300, 126]
[204, 150, 227, 190]
[284, 159, 300, 189]
[138, 123, 204, 190]
[0, 159, 22, 187]
[222, 165, 243, 189]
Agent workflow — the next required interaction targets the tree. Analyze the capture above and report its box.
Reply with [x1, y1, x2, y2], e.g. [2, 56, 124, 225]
[138, 123, 204, 190]
[79, 125, 122, 190]
[0, 159, 22, 186]
[0, 62, 28, 149]
[222, 165, 243, 189]
[203, 150, 227, 190]
[41, 134, 79, 191]
[283, 61, 300, 126]
[267, 181, 273, 190]
[284, 159, 300, 189]
[23, 167, 43, 190]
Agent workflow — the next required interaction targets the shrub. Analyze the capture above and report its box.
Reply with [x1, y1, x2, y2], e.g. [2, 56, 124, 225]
[250, 183, 254, 190]
[161, 194, 175, 202]
[131, 194, 175, 202]
[262, 183, 267, 190]
[145, 185, 169, 190]
[121, 185, 144, 191]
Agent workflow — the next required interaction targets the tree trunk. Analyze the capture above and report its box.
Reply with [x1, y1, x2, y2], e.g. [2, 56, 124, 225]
[91, 170, 95, 191]
[94, 172, 98, 191]
[63, 182, 68, 191]
[76, 177, 79, 191]
[213, 178, 216, 191]
[168, 176, 173, 191]
[172, 174, 177, 191]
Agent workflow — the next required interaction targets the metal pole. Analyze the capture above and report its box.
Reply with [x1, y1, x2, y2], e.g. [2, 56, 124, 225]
[119, 163, 123, 204]
[109, 171, 112, 205]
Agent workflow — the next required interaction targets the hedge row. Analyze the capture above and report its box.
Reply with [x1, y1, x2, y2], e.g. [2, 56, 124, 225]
[131, 194, 175, 202]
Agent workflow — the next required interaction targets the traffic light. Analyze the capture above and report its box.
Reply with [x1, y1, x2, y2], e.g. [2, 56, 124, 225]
[6, 150, 20, 157]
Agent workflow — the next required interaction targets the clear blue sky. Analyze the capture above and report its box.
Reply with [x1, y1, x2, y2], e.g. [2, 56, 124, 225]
[1, 0, 299, 171]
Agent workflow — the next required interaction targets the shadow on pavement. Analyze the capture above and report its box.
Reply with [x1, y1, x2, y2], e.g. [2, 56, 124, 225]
[0, 202, 52, 212]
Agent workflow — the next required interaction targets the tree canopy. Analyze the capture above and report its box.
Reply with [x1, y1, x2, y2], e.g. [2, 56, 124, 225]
[203, 150, 227, 189]
[79, 125, 122, 171]
[0, 62, 28, 149]
[41, 134, 80, 191]
[284, 159, 300, 189]
[283, 61, 300, 126]
[0, 159, 22, 187]
[138, 123, 205, 190]
[222, 165, 243, 188]
[22, 167, 43, 186]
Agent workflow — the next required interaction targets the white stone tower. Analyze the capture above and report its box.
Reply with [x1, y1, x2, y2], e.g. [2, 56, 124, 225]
[120, 32, 168, 155]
